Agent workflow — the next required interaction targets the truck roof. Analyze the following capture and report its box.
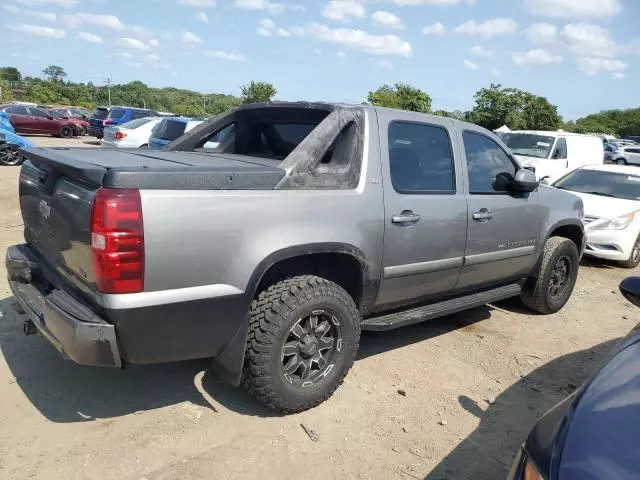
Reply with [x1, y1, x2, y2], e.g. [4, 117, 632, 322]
[506, 130, 600, 139]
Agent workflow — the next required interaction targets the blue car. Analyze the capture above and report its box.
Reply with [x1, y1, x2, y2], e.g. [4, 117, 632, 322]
[88, 106, 156, 139]
[0, 111, 34, 166]
[507, 276, 640, 480]
[148, 117, 205, 149]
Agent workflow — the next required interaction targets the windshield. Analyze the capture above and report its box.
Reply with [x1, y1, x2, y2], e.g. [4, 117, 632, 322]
[120, 117, 154, 129]
[502, 133, 555, 159]
[154, 119, 187, 141]
[555, 169, 640, 201]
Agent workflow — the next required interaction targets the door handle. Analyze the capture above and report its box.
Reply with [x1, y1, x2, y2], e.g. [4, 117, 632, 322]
[392, 211, 421, 226]
[472, 209, 494, 222]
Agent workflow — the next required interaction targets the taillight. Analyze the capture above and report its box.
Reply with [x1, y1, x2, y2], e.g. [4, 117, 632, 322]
[114, 131, 127, 140]
[91, 188, 144, 294]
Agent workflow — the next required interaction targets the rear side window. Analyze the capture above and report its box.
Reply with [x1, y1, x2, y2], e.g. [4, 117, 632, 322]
[92, 108, 109, 119]
[108, 109, 126, 119]
[131, 110, 149, 120]
[155, 119, 187, 141]
[243, 122, 319, 160]
[388, 121, 455, 194]
[29, 108, 48, 118]
[463, 131, 517, 194]
[9, 106, 29, 115]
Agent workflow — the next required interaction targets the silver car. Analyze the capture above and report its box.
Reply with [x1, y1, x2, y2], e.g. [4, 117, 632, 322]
[613, 146, 640, 166]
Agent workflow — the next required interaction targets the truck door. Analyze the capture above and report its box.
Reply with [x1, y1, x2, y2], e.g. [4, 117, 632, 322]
[457, 125, 542, 290]
[374, 110, 467, 310]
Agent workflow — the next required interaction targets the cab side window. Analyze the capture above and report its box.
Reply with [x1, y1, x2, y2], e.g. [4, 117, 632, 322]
[388, 121, 455, 194]
[463, 131, 517, 194]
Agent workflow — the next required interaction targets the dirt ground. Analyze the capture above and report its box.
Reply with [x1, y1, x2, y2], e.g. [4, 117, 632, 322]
[0, 135, 637, 480]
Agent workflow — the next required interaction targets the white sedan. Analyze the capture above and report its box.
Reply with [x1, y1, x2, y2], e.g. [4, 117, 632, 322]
[553, 165, 640, 268]
[101, 117, 162, 149]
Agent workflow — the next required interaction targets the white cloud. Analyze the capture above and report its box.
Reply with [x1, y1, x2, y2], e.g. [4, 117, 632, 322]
[370, 58, 394, 70]
[422, 22, 444, 35]
[560, 23, 617, 58]
[62, 13, 126, 30]
[337, 50, 347, 57]
[257, 27, 273, 36]
[470, 45, 492, 58]
[8, 23, 66, 38]
[454, 18, 517, 38]
[322, 1, 366, 22]
[180, 31, 203, 45]
[612, 72, 625, 80]
[76, 31, 103, 43]
[118, 37, 151, 51]
[25, 10, 57, 22]
[524, 0, 622, 19]
[234, 0, 297, 15]
[118, 52, 133, 59]
[178, 0, 216, 5]
[371, 11, 405, 30]
[276, 28, 291, 36]
[577, 56, 627, 75]
[2, 5, 21, 13]
[12, 0, 78, 7]
[463, 59, 480, 70]
[260, 18, 276, 29]
[149, 39, 160, 47]
[205, 50, 247, 61]
[388, 0, 473, 4]
[289, 26, 304, 35]
[195, 12, 210, 23]
[307, 23, 411, 56]
[147, 53, 160, 61]
[523, 23, 557, 44]
[513, 49, 562, 67]
[153, 63, 170, 69]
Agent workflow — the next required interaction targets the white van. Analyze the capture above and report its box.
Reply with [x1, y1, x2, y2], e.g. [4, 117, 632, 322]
[501, 131, 604, 182]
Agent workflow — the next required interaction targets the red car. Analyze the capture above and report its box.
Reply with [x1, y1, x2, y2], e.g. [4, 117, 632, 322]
[0, 104, 78, 138]
[48, 108, 90, 136]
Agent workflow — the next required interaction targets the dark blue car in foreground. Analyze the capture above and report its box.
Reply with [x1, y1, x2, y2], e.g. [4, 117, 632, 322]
[508, 276, 640, 480]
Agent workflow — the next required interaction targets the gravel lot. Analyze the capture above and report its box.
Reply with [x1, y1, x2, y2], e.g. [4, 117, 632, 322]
[0, 135, 637, 480]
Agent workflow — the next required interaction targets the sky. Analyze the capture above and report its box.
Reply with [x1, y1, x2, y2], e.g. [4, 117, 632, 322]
[0, 0, 638, 119]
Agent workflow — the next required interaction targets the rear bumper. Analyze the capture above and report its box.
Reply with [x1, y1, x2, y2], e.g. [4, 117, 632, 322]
[87, 126, 103, 138]
[6, 244, 121, 367]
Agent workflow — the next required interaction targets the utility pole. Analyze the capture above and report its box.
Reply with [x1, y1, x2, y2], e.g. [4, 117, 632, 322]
[106, 77, 112, 106]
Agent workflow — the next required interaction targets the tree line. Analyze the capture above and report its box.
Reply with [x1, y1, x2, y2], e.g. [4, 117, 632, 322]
[1, 65, 637, 136]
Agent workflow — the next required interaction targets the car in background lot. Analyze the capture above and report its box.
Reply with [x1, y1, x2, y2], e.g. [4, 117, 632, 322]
[553, 165, 640, 268]
[0, 111, 34, 166]
[147, 116, 205, 149]
[507, 275, 640, 480]
[0, 104, 77, 138]
[604, 142, 619, 162]
[501, 130, 604, 182]
[47, 108, 89, 136]
[611, 146, 640, 166]
[101, 117, 162, 149]
[88, 106, 155, 139]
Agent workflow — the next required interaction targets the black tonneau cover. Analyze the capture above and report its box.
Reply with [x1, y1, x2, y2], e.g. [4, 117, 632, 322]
[21, 148, 286, 190]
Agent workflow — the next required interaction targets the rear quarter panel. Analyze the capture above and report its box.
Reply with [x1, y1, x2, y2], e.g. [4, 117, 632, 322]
[140, 110, 385, 300]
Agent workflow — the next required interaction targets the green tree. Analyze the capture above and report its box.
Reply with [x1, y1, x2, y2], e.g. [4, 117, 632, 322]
[27, 82, 69, 105]
[367, 83, 432, 113]
[42, 65, 67, 83]
[0, 66, 22, 81]
[468, 84, 562, 131]
[433, 109, 466, 121]
[0, 78, 13, 102]
[240, 81, 277, 104]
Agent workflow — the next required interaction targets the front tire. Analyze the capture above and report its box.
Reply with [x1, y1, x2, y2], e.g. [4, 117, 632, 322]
[619, 234, 640, 269]
[521, 236, 579, 314]
[77, 125, 87, 136]
[616, 158, 628, 165]
[0, 144, 23, 166]
[243, 275, 360, 413]
[59, 126, 73, 138]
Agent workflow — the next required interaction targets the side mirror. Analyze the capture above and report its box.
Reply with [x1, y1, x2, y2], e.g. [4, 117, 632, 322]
[540, 177, 552, 186]
[512, 168, 539, 192]
[620, 277, 640, 308]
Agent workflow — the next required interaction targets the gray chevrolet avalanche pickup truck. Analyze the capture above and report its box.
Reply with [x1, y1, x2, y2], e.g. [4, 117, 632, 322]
[6, 102, 585, 412]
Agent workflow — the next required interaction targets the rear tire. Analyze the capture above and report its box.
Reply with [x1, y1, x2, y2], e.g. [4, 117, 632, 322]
[243, 275, 360, 413]
[619, 234, 640, 269]
[616, 158, 628, 165]
[521, 236, 579, 314]
[0, 144, 23, 166]
[59, 126, 73, 138]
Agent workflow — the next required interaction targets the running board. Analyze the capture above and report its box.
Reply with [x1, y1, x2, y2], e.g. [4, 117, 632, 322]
[361, 283, 523, 331]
